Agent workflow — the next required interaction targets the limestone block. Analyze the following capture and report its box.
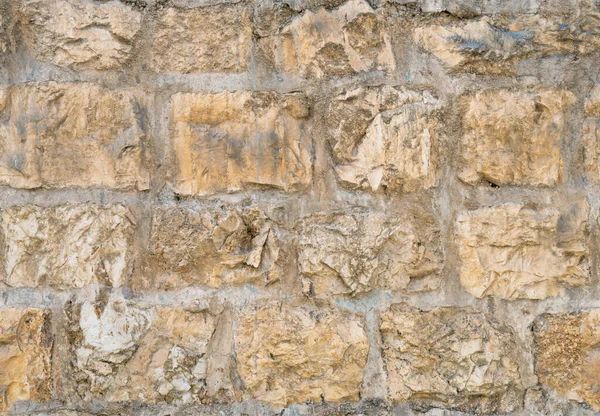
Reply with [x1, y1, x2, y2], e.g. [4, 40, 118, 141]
[0, 204, 135, 289]
[0, 309, 52, 413]
[151, 5, 251, 73]
[235, 302, 369, 406]
[20, 0, 141, 69]
[380, 304, 523, 413]
[419, 0, 539, 16]
[171, 91, 311, 195]
[327, 86, 440, 192]
[298, 208, 442, 297]
[456, 202, 589, 300]
[458, 90, 574, 187]
[534, 311, 600, 411]
[71, 301, 221, 404]
[0, 82, 149, 190]
[135, 204, 281, 290]
[584, 85, 600, 183]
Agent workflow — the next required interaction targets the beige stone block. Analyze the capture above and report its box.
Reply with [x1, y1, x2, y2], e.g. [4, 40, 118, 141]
[151, 5, 251, 73]
[20, 0, 141, 69]
[0, 82, 149, 190]
[380, 304, 523, 413]
[327, 86, 440, 192]
[584, 85, 600, 183]
[534, 311, 600, 411]
[171, 91, 311, 195]
[459, 90, 574, 187]
[456, 202, 589, 300]
[0, 204, 135, 289]
[235, 302, 369, 406]
[298, 208, 442, 297]
[0, 309, 52, 413]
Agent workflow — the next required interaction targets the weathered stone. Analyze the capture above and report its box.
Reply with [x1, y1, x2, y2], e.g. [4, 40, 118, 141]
[20, 0, 141, 69]
[258, 0, 395, 78]
[70, 300, 224, 404]
[327, 86, 440, 192]
[458, 90, 574, 187]
[584, 85, 600, 183]
[235, 302, 369, 406]
[135, 204, 281, 290]
[151, 5, 251, 73]
[0, 204, 135, 289]
[171, 91, 312, 195]
[298, 208, 442, 297]
[380, 304, 523, 413]
[418, 0, 540, 16]
[0, 82, 149, 190]
[534, 311, 600, 411]
[456, 202, 589, 300]
[0, 309, 52, 413]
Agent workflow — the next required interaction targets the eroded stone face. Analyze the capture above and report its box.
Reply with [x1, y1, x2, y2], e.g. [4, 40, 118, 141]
[135, 204, 281, 290]
[534, 311, 600, 411]
[0, 82, 149, 190]
[298, 209, 443, 297]
[459, 90, 574, 187]
[235, 302, 369, 406]
[584, 85, 600, 183]
[20, 0, 141, 69]
[151, 5, 251, 73]
[380, 304, 523, 413]
[327, 86, 440, 192]
[71, 301, 219, 404]
[0, 309, 52, 413]
[419, 0, 540, 16]
[0, 204, 135, 289]
[171, 91, 312, 195]
[257, 0, 394, 78]
[456, 202, 589, 300]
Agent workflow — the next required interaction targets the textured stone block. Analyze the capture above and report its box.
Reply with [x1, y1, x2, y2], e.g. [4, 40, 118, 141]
[135, 204, 281, 290]
[298, 208, 442, 297]
[171, 91, 312, 195]
[458, 90, 574, 187]
[0, 82, 149, 190]
[456, 202, 589, 300]
[380, 304, 523, 413]
[235, 302, 369, 406]
[151, 5, 251, 73]
[0, 309, 52, 413]
[419, 0, 539, 16]
[327, 86, 440, 192]
[20, 0, 141, 70]
[584, 85, 600, 183]
[0, 204, 135, 289]
[534, 311, 600, 411]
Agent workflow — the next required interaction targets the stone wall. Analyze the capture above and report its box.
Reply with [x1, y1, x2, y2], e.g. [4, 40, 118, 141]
[1, 0, 600, 415]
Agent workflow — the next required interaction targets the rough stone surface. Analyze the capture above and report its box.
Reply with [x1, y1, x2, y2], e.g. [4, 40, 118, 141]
[298, 208, 443, 297]
[235, 302, 369, 406]
[171, 91, 312, 195]
[380, 304, 523, 413]
[584, 85, 600, 184]
[458, 90, 574, 187]
[0, 82, 149, 190]
[0, 204, 135, 289]
[0, 308, 52, 413]
[456, 202, 589, 300]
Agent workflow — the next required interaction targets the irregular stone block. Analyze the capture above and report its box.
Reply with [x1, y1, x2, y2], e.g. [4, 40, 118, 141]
[327, 86, 440, 192]
[0, 204, 135, 289]
[458, 90, 574, 187]
[419, 0, 539, 16]
[0, 309, 52, 413]
[20, 0, 141, 70]
[235, 302, 369, 406]
[298, 208, 442, 297]
[534, 311, 600, 411]
[456, 202, 589, 300]
[258, 0, 395, 78]
[70, 300, 225, 404]
[584, 85, 600, 183]
[151, 5, 251, 73]
[380, 304, 523, 413]
[0, 82, 149, 190]
[171, 91, 312, 195]
[135, 204, 281, 290]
